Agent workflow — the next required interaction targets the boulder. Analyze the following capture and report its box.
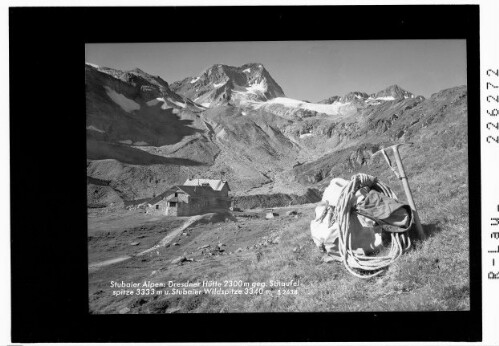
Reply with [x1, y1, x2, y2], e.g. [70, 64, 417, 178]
[171, 256, 186, 264]
[119, 307, 130, 314]
[322, 254, 337, 263]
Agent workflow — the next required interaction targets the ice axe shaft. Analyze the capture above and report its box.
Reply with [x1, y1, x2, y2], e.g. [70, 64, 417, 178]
[392, 146, 425, 239]
[373, 143, 425, 239]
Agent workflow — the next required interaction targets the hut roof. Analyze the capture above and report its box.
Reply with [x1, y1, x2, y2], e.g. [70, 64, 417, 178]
[176, 185, 221, 197]
[147, 187, 176, 205]
[184, 178, 230, 191]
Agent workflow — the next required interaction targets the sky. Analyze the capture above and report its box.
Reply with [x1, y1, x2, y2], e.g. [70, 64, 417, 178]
[85, 40, 466, 101]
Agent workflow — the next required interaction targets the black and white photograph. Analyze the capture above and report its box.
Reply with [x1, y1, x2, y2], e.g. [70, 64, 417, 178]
[9, 3, 493, 343]
[86, 40, 471, 314]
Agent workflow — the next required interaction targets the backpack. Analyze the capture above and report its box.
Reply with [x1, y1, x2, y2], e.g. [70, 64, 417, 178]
[310, 177, 412, 256]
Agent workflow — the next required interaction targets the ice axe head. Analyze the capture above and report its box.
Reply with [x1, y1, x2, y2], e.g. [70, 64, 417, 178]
[371, 142, 414, 161]
[370, 142, 414, 180]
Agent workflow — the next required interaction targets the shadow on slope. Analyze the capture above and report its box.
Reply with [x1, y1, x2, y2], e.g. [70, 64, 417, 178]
[234, 188, 321, 209]
[87, 139, 205, 166]
[421, 223, 443, 238]
[86, 73, 205, 147]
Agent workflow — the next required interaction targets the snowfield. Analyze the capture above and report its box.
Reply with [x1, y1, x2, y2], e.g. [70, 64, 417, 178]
[104, 86, 140, 113]
[245, 79, 267, 94]
[213, 81, 226, 88]
[168, 98, 187, 108]
[145, 97, 186, 109]
[146, 97, 171, 109]
[118, 139, 133, 145]
[146, 98, 162, 106]
[374, 96, 395, 101]
[259, 97, 350, 116]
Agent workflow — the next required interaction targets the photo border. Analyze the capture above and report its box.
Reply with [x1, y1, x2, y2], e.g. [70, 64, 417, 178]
[10, 5, 481, 342]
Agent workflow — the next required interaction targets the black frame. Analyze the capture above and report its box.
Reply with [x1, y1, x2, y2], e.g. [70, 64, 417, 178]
[10, 5, 481, 342]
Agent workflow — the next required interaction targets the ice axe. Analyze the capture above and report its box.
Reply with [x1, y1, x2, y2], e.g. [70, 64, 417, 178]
[371, 142, 426, 239]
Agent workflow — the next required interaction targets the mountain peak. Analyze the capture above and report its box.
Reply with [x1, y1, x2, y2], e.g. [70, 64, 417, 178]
[130, 67, 146, 74]
[241, 62, 265, 69]
[387, 84, 403, 90]
[339, 91, 369, 103]
[85, 62, 99, 68]
[374, 84, 414, 99]
[171, 62, 285, 107]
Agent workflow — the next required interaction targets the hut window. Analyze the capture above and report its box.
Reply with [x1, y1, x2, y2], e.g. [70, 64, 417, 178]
[174, 192, 178, 197]
[156, 205, 159, 210]
[169, 202, 177, 207]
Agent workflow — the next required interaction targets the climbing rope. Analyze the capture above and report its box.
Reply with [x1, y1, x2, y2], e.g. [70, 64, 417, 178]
[335, 173, 411, 278]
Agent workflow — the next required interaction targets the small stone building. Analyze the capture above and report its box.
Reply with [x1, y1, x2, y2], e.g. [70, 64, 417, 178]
[146, 179, 231, 216]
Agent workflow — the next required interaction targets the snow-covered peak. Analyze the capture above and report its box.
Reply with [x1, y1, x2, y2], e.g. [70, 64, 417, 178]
[245, 79, 268, 94]
[170, 63, 285, 107]
[320, 86, 418, 108]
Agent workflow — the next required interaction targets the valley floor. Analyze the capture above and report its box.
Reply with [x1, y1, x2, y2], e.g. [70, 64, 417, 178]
[89, 182, 469, 313]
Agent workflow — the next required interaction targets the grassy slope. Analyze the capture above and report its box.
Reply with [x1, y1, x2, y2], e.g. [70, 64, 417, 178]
[89, 142, 469, 312]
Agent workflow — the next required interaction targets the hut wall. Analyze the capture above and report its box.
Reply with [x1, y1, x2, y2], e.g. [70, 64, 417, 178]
[223, 185, 230, 197]
[147, 190, 230, 217]
[146, 199, 168, 216]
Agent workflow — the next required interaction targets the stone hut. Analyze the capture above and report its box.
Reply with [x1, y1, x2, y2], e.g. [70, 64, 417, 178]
[146, 179, 231, 216]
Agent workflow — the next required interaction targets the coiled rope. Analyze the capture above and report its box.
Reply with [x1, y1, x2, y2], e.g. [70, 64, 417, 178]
[336, 173, 411, 278]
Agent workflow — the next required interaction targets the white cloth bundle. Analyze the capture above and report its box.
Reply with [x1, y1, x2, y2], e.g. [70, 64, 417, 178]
[310, 178, 382, 255]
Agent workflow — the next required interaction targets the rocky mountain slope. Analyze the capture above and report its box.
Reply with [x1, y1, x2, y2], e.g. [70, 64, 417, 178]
[86, 62, 467, 210]
[291, 85, 467, 188]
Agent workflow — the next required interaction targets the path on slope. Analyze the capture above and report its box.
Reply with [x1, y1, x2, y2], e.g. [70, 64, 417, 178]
[88, 214, 206, 272]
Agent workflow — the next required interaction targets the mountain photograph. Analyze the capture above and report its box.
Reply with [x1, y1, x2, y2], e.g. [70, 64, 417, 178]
[86, 40, 469, 314]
